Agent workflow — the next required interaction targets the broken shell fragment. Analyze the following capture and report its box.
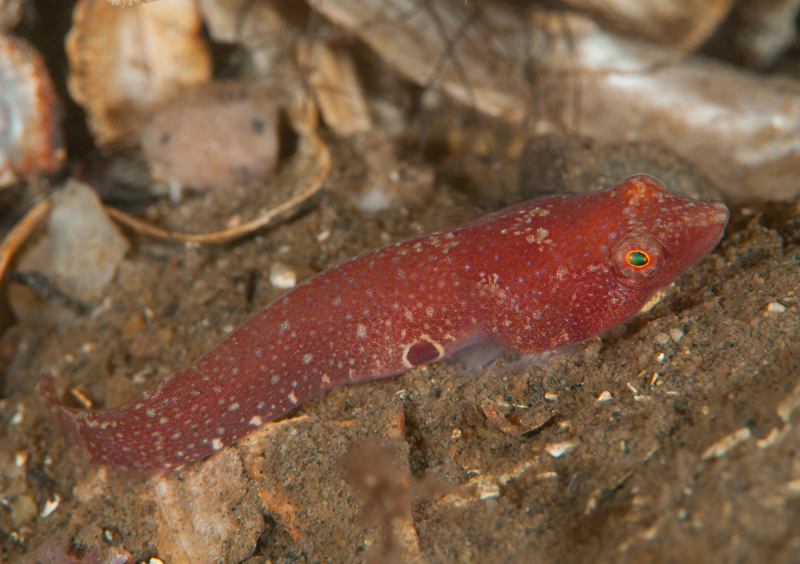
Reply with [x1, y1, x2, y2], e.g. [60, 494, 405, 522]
[307, 0, 528, 121]
[559, 0, 735, 51]
[198, 0, 298, 78]
[107, 88, 330, 244]
[0, 35, 65, 187]
[140, 81, 281, 195]
[0, 0, 24, 30]
[66, 0, 212, 146]
[529, 9, 800, 201]
[297, 40, 372, 137]
[103, 0, 155, 5]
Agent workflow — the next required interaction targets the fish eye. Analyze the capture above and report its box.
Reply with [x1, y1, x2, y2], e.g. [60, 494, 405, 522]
[626, 250, 651, 268]
[610, 233, 665, 286]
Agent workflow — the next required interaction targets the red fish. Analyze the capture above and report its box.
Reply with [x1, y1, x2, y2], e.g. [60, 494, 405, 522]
[40, 175, 728, 471]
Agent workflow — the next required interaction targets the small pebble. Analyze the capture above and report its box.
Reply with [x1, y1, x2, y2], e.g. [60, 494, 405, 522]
[701, 427, 752, 460]
[545, 441, 575, 458]
[595, 391, 613, 403]
[756, 427, 782, 449]
[668, 327, 684, 342]
[40, 494, 60, 518]
[9, 403, 24, 425]
[15, 181, 129, 308]
[654, 332, 671, 345]
[642, 523, 659, 540]
[767, 302, 786, 313]
[477, 483, 501, 500]
[359, 186, 392, 212]
[269, 263, 297, 289]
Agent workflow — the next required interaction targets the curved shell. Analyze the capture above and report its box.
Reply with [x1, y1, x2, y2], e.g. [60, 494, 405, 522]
[0, 35, 64, 186]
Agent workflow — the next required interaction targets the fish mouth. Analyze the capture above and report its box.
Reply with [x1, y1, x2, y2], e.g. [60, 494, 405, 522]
[699, 199, 730, 245]
[677, 199, 729, 273]
[702, 199, 730, 229]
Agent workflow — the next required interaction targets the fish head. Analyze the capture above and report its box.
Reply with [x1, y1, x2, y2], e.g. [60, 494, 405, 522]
[603, 174, 729, 292]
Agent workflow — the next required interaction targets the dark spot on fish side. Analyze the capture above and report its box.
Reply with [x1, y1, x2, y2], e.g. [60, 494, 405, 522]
[406, 341, 440, 366]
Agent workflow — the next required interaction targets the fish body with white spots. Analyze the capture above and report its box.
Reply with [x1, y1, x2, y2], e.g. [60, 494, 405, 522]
[40, 175, 729, 472]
